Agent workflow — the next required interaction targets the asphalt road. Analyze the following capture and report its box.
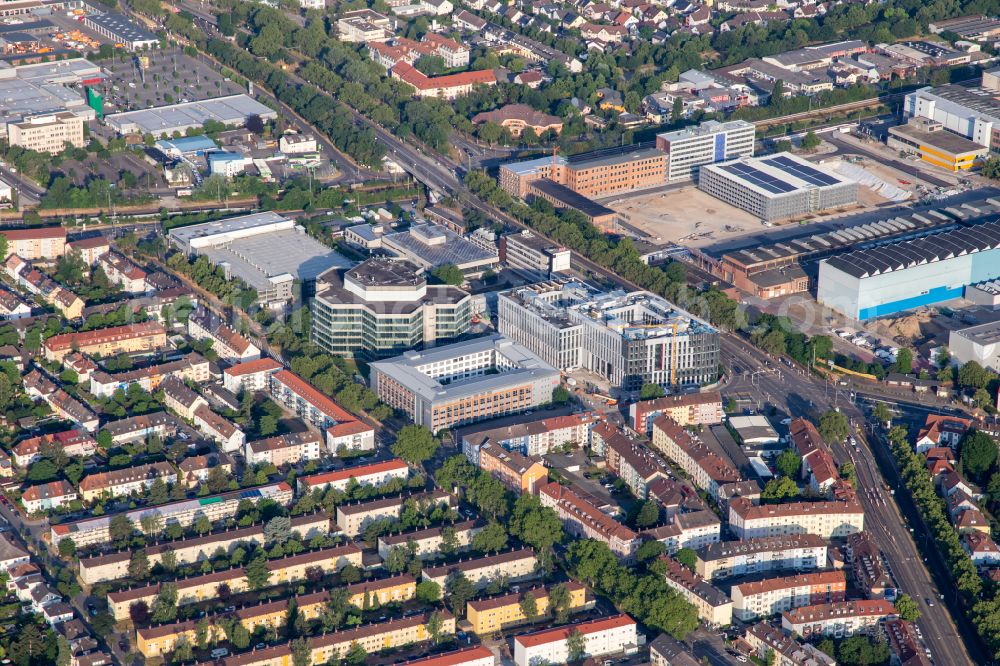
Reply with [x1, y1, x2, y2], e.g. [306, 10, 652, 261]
[0, 163, 44, 206]
[720, 336, 976, 666]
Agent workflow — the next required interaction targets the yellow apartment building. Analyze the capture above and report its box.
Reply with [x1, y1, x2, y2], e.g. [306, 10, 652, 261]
[467, 581, 589, 635]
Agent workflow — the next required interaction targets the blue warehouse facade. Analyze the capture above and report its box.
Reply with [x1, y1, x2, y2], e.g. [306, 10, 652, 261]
[817, 222, 1000, 320]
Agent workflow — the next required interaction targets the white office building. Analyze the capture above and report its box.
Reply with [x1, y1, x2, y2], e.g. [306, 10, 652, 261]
[498, 280, 719, 390]
[655, 119, 755, 181]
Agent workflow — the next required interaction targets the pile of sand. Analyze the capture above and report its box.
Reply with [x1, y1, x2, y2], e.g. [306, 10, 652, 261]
[871, 311, 934, 341]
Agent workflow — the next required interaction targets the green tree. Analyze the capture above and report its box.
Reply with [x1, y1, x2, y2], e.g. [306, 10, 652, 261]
[345, 642, 367, 666]
[895, 594, 921, 622]
[172, 637, 193, 663]
[636, 539, 666, 563]
[548, 582, 572, 623]
[151, 582, 178, 623]
[961, 430, 998, 479]
[340, 564, 361, 584]
[58, 537, 76, 558]
[818, 410, 849, 443]
[567, 628, 586, 663]
[639, 383, 666, 400]
[426, 610, 444, 643]
[430, 263, 464, 286]
[552, 386, 572, 405]
[895, 348, 914, 375]
[245, 554, 271, 590]
[800, 130, 821, 150]
[761, 476, 800, 502]
[635, 500, 660, 528]
[291, 638, 310, 666]
[775, 449, 802, 478]
[446, 572, 476, 616]
[472, 521, 509, 553]
[232, 623, 251, 650]
[128, 549, 150, 580]
[839, 462, 857, 487]
[109, 514, 135, 545]
[416, 580, 441, 603]
[675, 548, 697, 571]
[520, 591, 539, 622]
[872, 402, 892, 426]
[391, 425, 439, 464]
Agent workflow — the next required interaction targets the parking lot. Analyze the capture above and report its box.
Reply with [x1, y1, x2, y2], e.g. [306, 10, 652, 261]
[99, 47, 244, 113]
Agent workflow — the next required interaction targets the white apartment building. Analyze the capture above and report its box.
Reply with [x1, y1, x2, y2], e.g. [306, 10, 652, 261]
[7, 112, 86, 154]
[696, 534, 829, 580]
[782, 600, 897, 639]
[641, 509, 721, 554]
[513, 614, 638, 666]
[188, 310, 260, 363]
[337, 9, 394, 42]
[728, 498, 865, 540]
[731, 570, 846, 622]
[538, 481, 640, 561]
[297, 458, 409, 494]
[655, 119, 755, 181]
[245, 431, 324, 467]
[377, 520, 481, 561]
[421, 548, 538, 591]
[192, 404, 246, 453]
[462, 412, 599, 459]
[223, 357, 283, 393]
[661, 556, 734, 626]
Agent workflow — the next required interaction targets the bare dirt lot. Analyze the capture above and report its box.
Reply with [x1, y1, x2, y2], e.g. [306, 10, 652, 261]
[611, 186, 763, 247]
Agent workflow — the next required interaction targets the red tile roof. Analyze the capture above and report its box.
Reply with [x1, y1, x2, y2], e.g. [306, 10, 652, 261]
[272, 370, 356, 423]
[44, 322, 165, 352]
[391, 62, 496, 91]
[298, 458, 408, 488]
[514, 614, 635, 648]
[0, 227, 66, 241]
[400, 647, 494, 666]
[326, 421, 373, 438]
[224, 358, 283, 377]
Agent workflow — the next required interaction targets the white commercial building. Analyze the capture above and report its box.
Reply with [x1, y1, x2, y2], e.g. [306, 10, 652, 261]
[699, 153, 858, 222]
[948, 320, 1000, 371]
[655, 119, 755, 181]
[817, 221, 1000, 320]
[498, 280, 720, 391]
[370, 334, 561, 433]
[169, 212, 352, 308]
[104, 94, 278, 137]
[513, 614, 637, 666]
[904, 84, 1000, 149]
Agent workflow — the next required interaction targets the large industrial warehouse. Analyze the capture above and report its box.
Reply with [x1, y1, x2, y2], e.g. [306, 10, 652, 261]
[698, 153, 858, 222]
[817, 222, 1000, 320]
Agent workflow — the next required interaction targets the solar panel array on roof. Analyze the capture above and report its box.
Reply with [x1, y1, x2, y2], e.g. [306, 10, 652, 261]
[721, 162, 797, 194]
[764, 155, 841, 187]
[825, 221, 1000, 278]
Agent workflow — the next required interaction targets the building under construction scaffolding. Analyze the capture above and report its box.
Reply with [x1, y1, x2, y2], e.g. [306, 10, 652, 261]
[497, 280, 720, 391]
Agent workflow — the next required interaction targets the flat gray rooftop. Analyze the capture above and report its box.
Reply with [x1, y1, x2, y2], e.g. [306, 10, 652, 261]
[954, 320, 1000, 346]
[105, 94, 277, 134]
[200, 230, 352, 289]
[85, 12, 158, 43]
[383, 224, 497, 269]
[371, 334, 559, 403]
